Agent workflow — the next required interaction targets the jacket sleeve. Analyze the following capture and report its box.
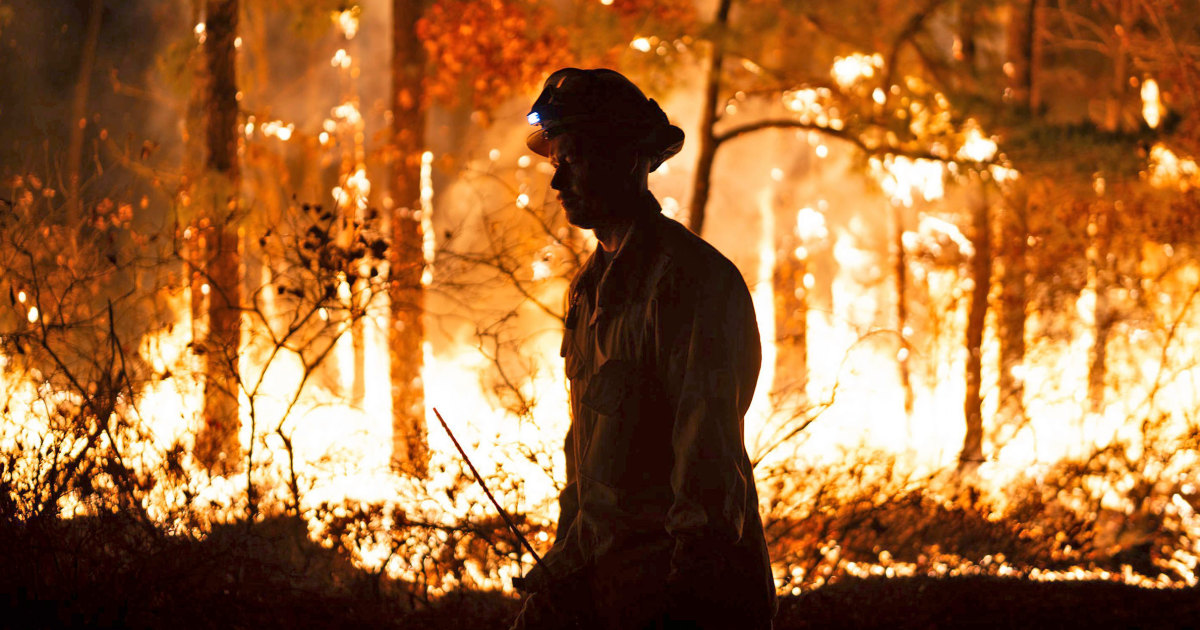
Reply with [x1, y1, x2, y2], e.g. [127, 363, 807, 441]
[554, 420, 580, 543]
[524, 318, 586, 593]
[655, 267, 761, 578]
[521, 418, 584, 593]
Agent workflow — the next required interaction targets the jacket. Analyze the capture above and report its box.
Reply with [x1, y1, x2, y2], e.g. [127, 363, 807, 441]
[526, 200, 776, 629]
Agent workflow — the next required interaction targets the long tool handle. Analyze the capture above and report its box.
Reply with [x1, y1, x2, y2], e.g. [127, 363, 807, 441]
[432, 408, 551, 576]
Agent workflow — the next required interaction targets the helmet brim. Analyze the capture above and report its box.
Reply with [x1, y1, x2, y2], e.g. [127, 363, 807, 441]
[526, 128, 552, 158]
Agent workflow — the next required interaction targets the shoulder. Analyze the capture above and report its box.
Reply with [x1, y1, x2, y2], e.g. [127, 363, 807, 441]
[650, 214, 749, 296]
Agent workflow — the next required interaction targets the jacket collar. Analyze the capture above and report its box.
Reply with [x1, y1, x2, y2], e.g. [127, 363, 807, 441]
[570, 194, 668, 318]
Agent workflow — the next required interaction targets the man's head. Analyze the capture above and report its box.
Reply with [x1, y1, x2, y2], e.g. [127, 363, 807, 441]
[526, 68, 684, 229]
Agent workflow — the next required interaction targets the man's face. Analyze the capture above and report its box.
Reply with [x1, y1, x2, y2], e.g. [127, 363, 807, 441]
[549, 132, 639, 229]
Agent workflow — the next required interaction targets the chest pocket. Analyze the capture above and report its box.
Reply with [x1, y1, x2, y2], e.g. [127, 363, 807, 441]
[580, 359, 672, 489]
[563, 335, 587, 382]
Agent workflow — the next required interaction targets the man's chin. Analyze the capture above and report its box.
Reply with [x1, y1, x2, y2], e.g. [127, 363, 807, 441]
[563, 205, 602, 230]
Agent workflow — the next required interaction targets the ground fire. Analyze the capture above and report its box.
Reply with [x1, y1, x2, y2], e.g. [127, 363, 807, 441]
[1, 0, 1199, 627]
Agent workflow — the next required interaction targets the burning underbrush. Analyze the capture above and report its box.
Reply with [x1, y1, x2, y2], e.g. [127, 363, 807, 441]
[4, 165, 1200, 628]
[763, 450, 1199, 594]
[2, 437, 1198, 628]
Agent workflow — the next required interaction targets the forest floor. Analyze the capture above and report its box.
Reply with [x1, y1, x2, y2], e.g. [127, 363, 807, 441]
[6, 575, 1200, 629]
[775, 575, 1200, 629]
[2, 514, 1198, 629]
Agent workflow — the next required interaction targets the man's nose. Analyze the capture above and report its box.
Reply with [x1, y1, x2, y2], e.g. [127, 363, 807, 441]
[550, 166, 566, 191]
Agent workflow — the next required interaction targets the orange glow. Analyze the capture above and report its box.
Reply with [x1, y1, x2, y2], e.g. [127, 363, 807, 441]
[5, 19, 1200, 604]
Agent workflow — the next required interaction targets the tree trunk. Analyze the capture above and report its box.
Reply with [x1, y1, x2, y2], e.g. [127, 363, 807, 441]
[1028, 0, 1043, 111]
[1087, 203, 1113, 413]
[773, 242, 808, 399]
[185, 0, 207, 337]
[960, 185, 990, 473]
[67, 0, 103, 217]
[195, 0, 242, 473]
[1104, 1, 1132, 132]
[1004, 0, 1035, 110]
[389, 0, 429, 476]
[995, 189, 1028, 434]
[959, 0, 977, 67]
[995, 0, 1033, 435]
[893, 203, 914, 416]
[686, 0, 732, 235]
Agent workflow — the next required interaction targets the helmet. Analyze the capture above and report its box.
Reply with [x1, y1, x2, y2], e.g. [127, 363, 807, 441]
[525, 68, 684, 172]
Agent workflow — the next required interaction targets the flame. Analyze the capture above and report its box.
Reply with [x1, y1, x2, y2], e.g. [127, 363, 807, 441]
[795, 206, 828, 243]
[831, 53, 883, 89]
[332, 102, 362, 127]
[334, 7, 360, 40]
[870, 155, 945, 207]
[1148, 143, 1200, 191]
[420, 150, 435, 286]
[956, 123, 998, 162]
[259, 120, 295, 141]
[7, 34, 1200, 602]
[335, 167, 371, 211]
[331, 48, 352, 69]
[748, 189, 777, 430]
[1142, 78, 1163, 129]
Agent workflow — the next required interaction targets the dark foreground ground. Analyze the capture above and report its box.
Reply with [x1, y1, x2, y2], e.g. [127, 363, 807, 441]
[2, 515, 1198, 629]
[774, 575, 1200, 629]
[6, 573, 1199, 629]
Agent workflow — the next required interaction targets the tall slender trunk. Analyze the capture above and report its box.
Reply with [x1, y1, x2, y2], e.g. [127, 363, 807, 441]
[995, 0, 1033, 435]
[893, 203, 914, 416]
[960, 185, 990, 473]
[195, 0, 242, 473]
[186, 1, 207, 338]
[67, 0, 103, 217]
[686, 0, 732, 235]
[1087, 202, 1113, 413]
[336, 13, 367, 407]
[773, 241, 808, 399]
[1004, 0, 1036, 110]
[1104, 0, 1132, 132]
[389, 0, 429, 476]
[996, 189, 1028, 433]
[1028, 0, 1043, 111]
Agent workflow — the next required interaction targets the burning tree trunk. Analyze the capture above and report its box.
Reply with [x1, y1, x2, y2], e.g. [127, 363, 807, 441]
[687, 0, 732, 235]
[960, 185, 990, 473]
[66, 0, 103, 217]
[195, 0, 242, 472]
[185, 1, 207, 334]
[1087, 202, 1114, 413]
[995, 189, 1028, 432]
[995, 0, 1036, 433]
[773, 240, 808, 399]
[389, 0, 429, 476]
[893, 203, 914, 416]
